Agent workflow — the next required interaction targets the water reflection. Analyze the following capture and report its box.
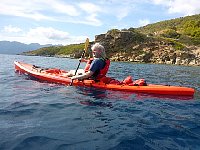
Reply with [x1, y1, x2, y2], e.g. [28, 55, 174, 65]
[75, 86, 194, 106]
[76, 86, 107, 99]
[75, 86, 112, 107]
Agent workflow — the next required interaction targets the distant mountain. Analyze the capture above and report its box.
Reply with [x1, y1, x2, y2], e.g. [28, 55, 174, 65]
[0, 41, 53, 54]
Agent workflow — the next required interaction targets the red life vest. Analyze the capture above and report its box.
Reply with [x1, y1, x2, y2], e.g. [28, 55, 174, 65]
[96, 59, 110, 80]
[84, 58, 93, 72]
[83, 58, 110, 80]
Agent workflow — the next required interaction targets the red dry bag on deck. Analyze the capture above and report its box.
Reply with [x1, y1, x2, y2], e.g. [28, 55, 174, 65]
[100, 77, 121, 85]
[131, 79, 147, 86]
[122, 76, 133, 84]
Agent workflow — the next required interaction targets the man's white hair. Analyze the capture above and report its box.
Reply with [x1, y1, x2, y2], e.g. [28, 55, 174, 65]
[91, 43, 106, 58]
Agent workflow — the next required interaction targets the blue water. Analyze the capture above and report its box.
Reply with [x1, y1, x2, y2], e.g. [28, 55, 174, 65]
[0, 54, 200, 150]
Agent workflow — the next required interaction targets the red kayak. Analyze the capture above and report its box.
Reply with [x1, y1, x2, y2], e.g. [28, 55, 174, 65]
[14, 61, 195, 96]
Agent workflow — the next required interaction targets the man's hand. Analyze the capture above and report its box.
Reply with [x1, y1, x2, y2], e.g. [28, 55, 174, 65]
[70, 76, 77, 80]
[79, 58, 88, 62]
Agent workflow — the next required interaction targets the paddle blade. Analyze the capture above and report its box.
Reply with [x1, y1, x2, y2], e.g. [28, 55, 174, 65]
[84, 38, 89, 52]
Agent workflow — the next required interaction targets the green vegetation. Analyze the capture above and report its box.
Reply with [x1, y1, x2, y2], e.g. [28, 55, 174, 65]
[57, 43, 85, 55]
[160, 29, 180, 39]
[182, 20, 200, 37]
[136, 14, 200, 45]
[107, 29, 120, 37]
[166, 38, 185, 51]
[25, 46, 61, 56]
[23, 43, 85, 57]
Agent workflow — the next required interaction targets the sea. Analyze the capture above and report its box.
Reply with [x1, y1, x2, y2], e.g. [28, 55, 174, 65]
[0, 54, 200, 150]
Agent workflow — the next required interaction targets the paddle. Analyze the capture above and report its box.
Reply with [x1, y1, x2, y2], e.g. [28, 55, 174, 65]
[70, 38, 89, 86]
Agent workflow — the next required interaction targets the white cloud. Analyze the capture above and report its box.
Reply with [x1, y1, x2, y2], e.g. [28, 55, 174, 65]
[1, 0, 133, 25]
[0, 0, 100, 25]
[78, 2, 103, 26]
[0, 26, 88, 45]
[116, 7, 131, 20]
[27, 27, 69, 40]
[85, 14, 102, 26]
[78, 2, 101, 14]
[151, 0, 169, 5]
[3, 25, 22, 33]
[0, 0, 54, 21]
[138, 19, 150, 27]
[0, 0, 149, 27]
[168, 0, 200, 15]
[151, 0, 200, 15]
[45, 0, 80, 16]
[25, 27, 88, 45]
[98, 1, 137, 21]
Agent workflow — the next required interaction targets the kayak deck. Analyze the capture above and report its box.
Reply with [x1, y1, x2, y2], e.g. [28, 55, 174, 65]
[14, 61, 195, 96]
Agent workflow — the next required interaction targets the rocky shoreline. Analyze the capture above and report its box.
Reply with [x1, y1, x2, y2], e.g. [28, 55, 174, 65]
[109, 45, 200, 66]
[95, 30, 200, 66]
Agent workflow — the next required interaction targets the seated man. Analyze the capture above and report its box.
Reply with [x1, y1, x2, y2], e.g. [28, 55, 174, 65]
[70, 43, 110, 81]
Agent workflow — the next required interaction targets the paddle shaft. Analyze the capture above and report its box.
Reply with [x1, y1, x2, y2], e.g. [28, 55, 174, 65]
[70, 38, 89, 86]
[70, 50, 85, 86]
[74, 51, 85, 75]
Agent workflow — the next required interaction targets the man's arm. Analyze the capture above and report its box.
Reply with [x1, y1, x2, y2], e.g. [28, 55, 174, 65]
[70, 70, 94, 80]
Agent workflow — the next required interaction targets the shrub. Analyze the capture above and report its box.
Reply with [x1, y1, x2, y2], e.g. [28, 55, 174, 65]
[160, 29, 180, 38]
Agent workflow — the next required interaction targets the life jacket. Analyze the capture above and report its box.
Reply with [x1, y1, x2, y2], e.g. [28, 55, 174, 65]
[96, 59, 110, 80]
[84, 58, 110, 80]
[84, 58, 93, 72]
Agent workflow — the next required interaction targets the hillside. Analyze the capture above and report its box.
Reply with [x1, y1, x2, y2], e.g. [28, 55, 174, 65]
[23, 43, 86, 57]
[23, 14, 200, 66]
[136, 14, 200, 46]
[0, 41, 53, 54]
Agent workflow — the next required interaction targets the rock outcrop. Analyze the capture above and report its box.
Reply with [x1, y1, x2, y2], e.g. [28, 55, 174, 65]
[94, 29, 200, 66]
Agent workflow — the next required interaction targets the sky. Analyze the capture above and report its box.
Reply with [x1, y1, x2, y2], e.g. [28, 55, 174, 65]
[0, 0, 199, 45]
